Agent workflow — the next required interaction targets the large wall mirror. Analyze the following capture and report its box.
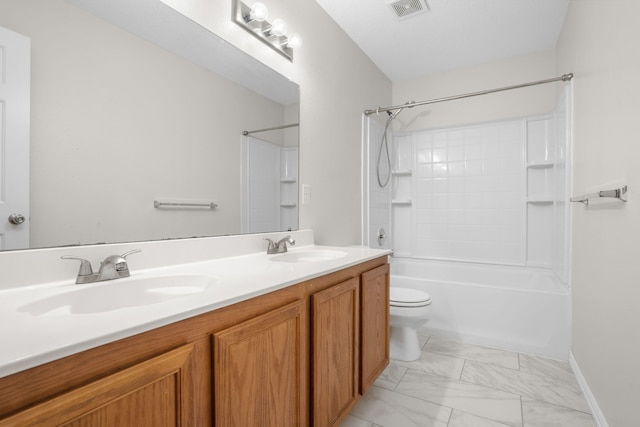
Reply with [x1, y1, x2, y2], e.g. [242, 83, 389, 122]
[0, 0, 300, 251]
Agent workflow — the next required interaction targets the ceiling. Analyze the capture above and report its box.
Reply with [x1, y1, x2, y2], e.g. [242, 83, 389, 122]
[314, 0, 570, 82]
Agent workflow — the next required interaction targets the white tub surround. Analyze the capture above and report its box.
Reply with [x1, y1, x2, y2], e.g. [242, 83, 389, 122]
[0, 230, 391, 378]
[363, 87, 572, 360]
[391, 257, 571, 359]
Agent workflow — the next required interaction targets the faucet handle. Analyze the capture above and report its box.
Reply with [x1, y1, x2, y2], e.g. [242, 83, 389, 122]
[121, 249, 141, 260]
[264, 238, 277, 254]
[61, 256, 95, 284]
[61, 256, 94, 275]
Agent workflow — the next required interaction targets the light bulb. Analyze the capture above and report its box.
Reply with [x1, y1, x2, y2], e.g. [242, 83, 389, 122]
[249, 2, 269, 22]
[269, 18, 288, 37]
[286, 32, 302, 48]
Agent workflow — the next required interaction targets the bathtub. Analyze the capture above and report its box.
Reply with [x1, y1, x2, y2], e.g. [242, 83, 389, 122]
[391, 257, 571, 359]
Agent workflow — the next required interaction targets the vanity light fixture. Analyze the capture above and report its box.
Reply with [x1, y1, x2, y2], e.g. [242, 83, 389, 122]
[233, 0, 302, 61]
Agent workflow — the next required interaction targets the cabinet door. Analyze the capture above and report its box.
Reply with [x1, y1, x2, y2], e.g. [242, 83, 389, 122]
[0, 344, 196, 426]
[213, 300, 305, 427]
[361, 264, 390, 393]
[312, 277, 359, 427]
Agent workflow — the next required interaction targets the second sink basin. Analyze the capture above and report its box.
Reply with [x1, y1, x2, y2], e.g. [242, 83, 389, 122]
[270, 249, 348, 263]
[19, 275, 216, 315]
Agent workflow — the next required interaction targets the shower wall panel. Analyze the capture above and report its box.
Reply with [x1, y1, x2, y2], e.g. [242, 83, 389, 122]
[394, 120, 527, 264]
[367, 118, 392, 249]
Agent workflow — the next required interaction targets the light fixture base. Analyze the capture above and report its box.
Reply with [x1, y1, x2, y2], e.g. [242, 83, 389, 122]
[233, 0, 294, 61]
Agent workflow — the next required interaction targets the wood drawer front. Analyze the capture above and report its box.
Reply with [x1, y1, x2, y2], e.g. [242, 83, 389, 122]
[0, 344, 196, 427]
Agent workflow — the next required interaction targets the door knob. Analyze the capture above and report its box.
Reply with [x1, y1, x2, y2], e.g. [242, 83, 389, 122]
[8, 213, 25, 225]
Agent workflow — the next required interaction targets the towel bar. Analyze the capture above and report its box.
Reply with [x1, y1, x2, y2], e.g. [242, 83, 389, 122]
[570, 186, 627, 205]
[154, 200, 217, 209]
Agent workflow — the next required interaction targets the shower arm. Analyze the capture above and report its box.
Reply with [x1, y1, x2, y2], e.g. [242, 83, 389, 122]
[364, 73, 574, 116]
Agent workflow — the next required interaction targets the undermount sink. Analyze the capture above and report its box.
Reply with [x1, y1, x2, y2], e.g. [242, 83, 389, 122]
[270, 249, 348, 263]
[19, 275, 216, 315]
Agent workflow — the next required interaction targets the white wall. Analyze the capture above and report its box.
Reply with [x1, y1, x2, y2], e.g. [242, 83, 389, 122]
[161, 0, 392, 246]
[557, 1, 640, 425]
[392, 51, 559, 131]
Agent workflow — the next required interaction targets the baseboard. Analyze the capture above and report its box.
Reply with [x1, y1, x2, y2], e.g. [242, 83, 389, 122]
[569, 351, 609, 427]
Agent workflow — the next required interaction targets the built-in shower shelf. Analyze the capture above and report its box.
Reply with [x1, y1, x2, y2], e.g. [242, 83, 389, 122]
[391, 199, 412, 205]
[280, 178, 297, 183]
[527, 197, 554, 204]
[526, 161, 554, 169]
[280, 202, 297, 207]
[391, 169, 412, 176]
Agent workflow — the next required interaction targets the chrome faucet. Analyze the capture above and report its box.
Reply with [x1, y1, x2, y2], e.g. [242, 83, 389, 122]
[264, 236, 295, 254]
[62, 249, 141, 284]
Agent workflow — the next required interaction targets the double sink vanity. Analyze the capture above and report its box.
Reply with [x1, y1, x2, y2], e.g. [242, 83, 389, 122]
[0, 230, 391, 426]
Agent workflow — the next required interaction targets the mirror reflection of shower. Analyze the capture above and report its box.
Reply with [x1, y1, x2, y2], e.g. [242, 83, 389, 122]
[241, 122, 299, 234]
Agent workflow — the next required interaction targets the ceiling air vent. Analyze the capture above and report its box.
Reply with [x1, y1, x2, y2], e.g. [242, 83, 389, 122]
[387, 0, 429, 20]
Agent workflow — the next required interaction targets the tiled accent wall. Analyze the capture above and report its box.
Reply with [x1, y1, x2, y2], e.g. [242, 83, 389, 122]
[394, 120, 527, 264]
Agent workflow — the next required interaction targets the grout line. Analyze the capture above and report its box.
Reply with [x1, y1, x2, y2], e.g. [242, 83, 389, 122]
[445, 407, 453, 427]
[459, 358, 467, 380]
[394, 362, 410, 391]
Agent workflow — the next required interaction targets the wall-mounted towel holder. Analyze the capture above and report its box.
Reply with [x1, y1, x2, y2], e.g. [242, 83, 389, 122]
[154, 200, 218, 209]
[570, 185, 627, 205]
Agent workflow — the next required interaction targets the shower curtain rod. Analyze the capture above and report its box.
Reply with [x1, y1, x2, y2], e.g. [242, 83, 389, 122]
[364, 73, 574, 116]
[242, 123, 299, 136]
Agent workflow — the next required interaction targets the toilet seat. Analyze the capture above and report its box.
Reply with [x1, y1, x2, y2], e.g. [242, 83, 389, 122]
[390, 287, 431, 308]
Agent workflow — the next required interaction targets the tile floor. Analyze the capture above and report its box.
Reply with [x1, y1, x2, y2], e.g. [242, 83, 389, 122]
[341, 334, 596, 427]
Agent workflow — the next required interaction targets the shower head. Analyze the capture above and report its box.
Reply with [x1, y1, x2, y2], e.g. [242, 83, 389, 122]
[387, 108, 402, 119]
[386, 101, 415, 120]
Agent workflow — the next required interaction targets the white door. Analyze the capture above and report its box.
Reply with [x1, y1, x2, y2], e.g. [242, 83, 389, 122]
[0, 26, 30, 250]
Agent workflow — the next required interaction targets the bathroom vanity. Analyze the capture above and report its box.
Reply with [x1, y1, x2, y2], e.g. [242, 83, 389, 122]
[0, 234, 390, 426]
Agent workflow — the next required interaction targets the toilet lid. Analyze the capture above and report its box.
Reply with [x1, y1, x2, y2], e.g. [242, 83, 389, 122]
[390, 287, 432, 307]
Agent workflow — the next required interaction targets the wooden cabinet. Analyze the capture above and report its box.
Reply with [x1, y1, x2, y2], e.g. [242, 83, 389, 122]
[309, 261, 390, 426]
[0, 256, 389, 427]
[0, 344, 196, 426]
[312, 277, 359, 427]
[360, 264, 390, 393]
[213, 300, 305, 427]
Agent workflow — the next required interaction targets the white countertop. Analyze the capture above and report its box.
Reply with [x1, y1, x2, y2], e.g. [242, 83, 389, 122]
[0, 244, 390, 378]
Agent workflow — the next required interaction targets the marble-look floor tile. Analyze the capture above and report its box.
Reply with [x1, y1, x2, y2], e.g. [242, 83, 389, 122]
[424, 337, 520, 370]
[349, 385, 451, 427]
[448, 409, 514, 427]
[521, 398, 596, 427]
[339, 414, 374, 427]
[395, 369, 522, 426]
[461, 360, 589, 413]
[392, 349, 465, 380]
[518, 354, 576, 384]
[373, 362, 408, 391]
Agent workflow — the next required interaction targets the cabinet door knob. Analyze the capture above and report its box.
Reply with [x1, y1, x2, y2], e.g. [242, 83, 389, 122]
[8, 213, 25, 225]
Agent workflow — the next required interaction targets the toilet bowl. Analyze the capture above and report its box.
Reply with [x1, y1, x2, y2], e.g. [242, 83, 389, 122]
[389, 287, 432, 361]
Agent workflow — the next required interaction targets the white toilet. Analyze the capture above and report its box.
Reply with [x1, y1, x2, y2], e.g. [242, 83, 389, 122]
[389, 287, 432, 361]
